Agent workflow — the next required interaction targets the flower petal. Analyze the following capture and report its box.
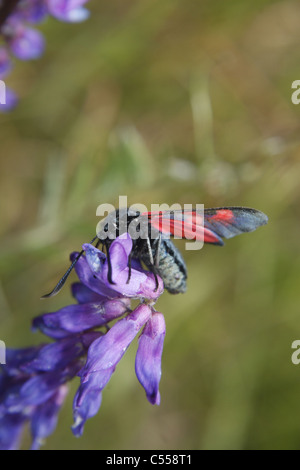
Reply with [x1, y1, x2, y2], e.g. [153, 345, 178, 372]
[19, 0, 48, 23]
[5, 346, 44, 372]
[79, 239, 164, 300]
[71, 282, 108, 304]
[79, 304, 152, 382]
[135, 312, 166, 405]
[47, 0, 90, 22]
[30, 385, 68, 450]
[33, 299, 130, 338]
[0, 414, 26, 450]
[109, 233, 133, 275]
[71, 251, 118, 299]
[22, 337, 87, 373]
[9, 27, 45, 60]
[5, 363, 80, 411]
[72, 370, 113, 437]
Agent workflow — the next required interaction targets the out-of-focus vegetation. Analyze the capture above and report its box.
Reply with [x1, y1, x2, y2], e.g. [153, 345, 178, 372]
[1, 0, 300, 450]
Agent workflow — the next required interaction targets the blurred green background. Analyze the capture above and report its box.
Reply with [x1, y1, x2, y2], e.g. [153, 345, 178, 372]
[1, 0, 300, 450]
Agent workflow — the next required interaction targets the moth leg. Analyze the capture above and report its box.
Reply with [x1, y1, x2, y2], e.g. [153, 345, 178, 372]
[95, 238, 102, 248]
[146, 235, 154, 265]
[154, 233, 161, 269]
[146, 235, 161, 291]
[126, 250, 133, 284]
[105, 242, 116, 285]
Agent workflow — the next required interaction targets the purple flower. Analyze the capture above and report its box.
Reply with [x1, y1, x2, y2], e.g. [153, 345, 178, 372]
[82, 234, 164, 299]
[0, 235, 167, 449]
[135, 312, 166, 405]
[0, 0, 91, 111]
[8, 26, 45, 60]
[0, 414, 26, 450]
[18, 0, 48, 24]
[32, 298, 132, 339]
[30, 385, 68, 450]
[47, 0, 90, 22]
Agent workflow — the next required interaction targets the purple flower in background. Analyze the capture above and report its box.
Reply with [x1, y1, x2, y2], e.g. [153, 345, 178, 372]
[0, 0, 92, 111]
[0, 234, 166, 449]
[8, 25, 45, 60]
[47, 0, 90, 22]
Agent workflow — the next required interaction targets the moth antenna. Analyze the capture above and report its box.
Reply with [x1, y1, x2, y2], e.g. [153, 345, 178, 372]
[41, 235, 98, 299]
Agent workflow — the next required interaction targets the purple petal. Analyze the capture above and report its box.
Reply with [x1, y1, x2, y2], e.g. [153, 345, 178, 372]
[79, 304, 152, 382]
[72, 370, 113, 437]
[0, 414, 26, 450]
[71, 282, 108, 304]
[9, 27, 45, 60]
[109, 233, 133, 273]
[5, 346, 45, 374]
[6, 363, 80, 411]
[33, 299, 130, 338]
[30, 385, 68, 450]
[99, 241, 164, 299]
[103, 261, 164, 299]
[71, 251, 118, 299]
[84, 242, 147, 295]
[81, 239, 164, 300]
[135, 312, 166, 405]
[17, 0, 48, 23]
[82, 243, 105, 274]
[47, 0, 90, 22]
[7, 374, 58, 410]
[0, 381, 29, 419]
[22, 337, 86, 373]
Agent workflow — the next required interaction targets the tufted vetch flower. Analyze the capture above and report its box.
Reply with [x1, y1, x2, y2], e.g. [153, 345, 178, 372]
[0, 0, 92, 111]
[0, 234, 166, 449]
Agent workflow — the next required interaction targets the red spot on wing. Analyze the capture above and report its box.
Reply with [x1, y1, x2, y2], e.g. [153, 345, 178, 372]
[210, 209, 234, 223]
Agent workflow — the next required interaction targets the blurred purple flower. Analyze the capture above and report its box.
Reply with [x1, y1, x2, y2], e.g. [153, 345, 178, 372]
[0, 234, 166, 449]
[0, 0, 92, 111]
[0, 337, 92, 450]
[8, 25, 45, 60]
[47, 0, 90, 22]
